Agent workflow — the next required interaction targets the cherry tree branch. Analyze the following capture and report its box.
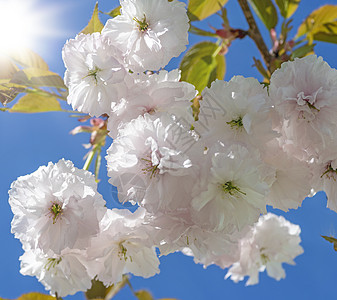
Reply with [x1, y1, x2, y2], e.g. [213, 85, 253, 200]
[237, 0, 272, 70]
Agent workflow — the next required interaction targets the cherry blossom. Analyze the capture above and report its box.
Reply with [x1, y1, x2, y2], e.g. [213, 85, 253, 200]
[226, 213, 303, 285]
[191, 144, 270, 231]
[270, 55, 337, 158]
[102, 0, 189, 72]
[263, 140, 312, 211]
[106, 113, 198, 213]
[20, 247, 92, 297]
[108, 69, 196, 138]
[9, 159, 106, 254]
[196, 76, 277, 152]
[86, 208, 160, 286]
[63, 33, 127, 116]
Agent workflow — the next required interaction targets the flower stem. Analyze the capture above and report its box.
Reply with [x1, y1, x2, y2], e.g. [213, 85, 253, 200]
[94, 145, 102, 182]
[83, 147, 97, 171]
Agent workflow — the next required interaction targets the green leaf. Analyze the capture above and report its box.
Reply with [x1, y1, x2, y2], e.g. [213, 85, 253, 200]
[10, 48, 49, 70]
[10, 94, 62, 113]
[85, 277, 128, 300]
[104, 6, 121, 18]
[312, 21, 337, 44]
[291, 43, 315, 59]
[22, 68, 61, 81]
[0, 55, 18, 79]
[322, 235, 337, 251]
[188, 0, 228, 21]
[296, 5, 337, 43]
[86, 279, 108, 300]
[252, 57, 270, 81]
[275, 0, 300, 19]
[11, 293, 55, 300]
[81, 2, 104, 34]
[248, 0, 278, 29]
[180, 42, 226, 94]
[0, 82, 25, 105]
[135, 290, 153, 300]
[18, 293, 55, 300]
[189, 24, 218, 37]
[11, 70, 66, 89]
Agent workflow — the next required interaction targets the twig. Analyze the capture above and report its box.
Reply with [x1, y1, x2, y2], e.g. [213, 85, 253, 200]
[237, 0, 272, 70]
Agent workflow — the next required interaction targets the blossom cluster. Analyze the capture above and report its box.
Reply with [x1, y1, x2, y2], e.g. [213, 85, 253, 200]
[8, 0, 337, 296]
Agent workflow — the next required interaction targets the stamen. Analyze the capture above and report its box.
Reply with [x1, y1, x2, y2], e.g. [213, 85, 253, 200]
[221, 181, 246, 196]
[118, 242, 132, 262]
[321, 163, 337, 181]
[133, 14, 149, 32]
[226, 116, 243, 130]
[141, 157, 160, 178]
[260, 253, 269, 264]
[146, 107, 156, 115]
[45, 257, 62, 271]
[307, 101, 320, 112]
[84, 66, 102, 85]
[50, 203, 63, 224]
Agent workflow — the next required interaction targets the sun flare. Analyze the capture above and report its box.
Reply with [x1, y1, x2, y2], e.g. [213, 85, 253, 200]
[0, 0, 57, 54]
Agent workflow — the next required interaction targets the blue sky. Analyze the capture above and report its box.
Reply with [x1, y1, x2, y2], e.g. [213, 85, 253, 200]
[1, 0, 337, 299]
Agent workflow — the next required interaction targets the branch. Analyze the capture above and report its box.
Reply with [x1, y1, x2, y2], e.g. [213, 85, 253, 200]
[237, 0, 272, 70]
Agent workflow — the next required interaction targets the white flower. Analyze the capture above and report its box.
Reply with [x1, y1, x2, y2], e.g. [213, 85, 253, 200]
[226, 213, 304, 285]
[20, 248, 93, 297]
[108, 69, 196, 138]
[196, 77, 277, 151]
[311, 150, 337, 212]
[106, 114, 197, 213]
[63, 33, 127, 116]
[148, 210, 243, 269]
[264, 140, 312, 211]
[9, 159, 106, 254]
[191, 144, 269, 231]
[269, 55, 337, 157]
[86, 208, 160, 286]
[102, 0, 189, 72]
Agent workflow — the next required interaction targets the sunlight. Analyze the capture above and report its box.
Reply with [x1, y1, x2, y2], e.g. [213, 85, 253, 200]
[0, 0, 58, 54]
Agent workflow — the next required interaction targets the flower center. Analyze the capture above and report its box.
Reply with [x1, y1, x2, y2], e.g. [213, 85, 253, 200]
[50, 203, 63, 224]
[226, 116, 243, 130]
[260, 253, 269, 265]
[146, 107, 156, 115]
[118, 241, 132, 262]
[133, 15, 149, 32]
[221, 181, 246, 196]
[321, 162, 337, 181]
[44, 257, 62, 271]
[294, 90, 321, 121]
[295, 91, 320, 110]
[306, 101, 320, 111]
[85, 66, 102, 85]
[141, 155, 160, 179]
